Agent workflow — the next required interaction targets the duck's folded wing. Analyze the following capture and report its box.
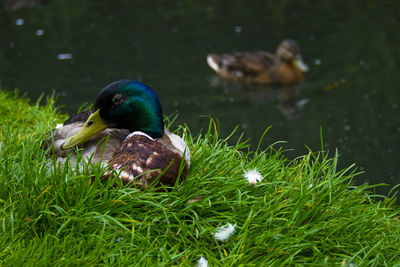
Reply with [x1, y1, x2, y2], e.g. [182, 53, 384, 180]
[84, 129, 129, 164]
[43, 122, 86, 157]
[209, 51, 275, 77]
[229, 51, 275, 73]
[44, 122, 129, 166]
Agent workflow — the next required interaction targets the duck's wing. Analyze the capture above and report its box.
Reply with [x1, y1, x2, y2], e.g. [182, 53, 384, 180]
[43, 111, 92, 156]
[231, 51, 276, 73]
[159, 128, 190, 167]
[81, 129, 129, 164]
[43, 122, 86, 157]
[207, 51, 275, 76]
[44, 121, 129, 166]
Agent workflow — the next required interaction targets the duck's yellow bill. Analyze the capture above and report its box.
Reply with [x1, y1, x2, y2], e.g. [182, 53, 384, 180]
[293, 55, 309, 72]
[61, 110, 107, 150]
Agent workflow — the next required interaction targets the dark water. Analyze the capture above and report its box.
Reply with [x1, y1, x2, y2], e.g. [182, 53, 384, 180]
[1, 0, 399, 197]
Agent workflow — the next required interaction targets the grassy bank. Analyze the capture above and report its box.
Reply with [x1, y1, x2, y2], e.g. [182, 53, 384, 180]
[0, 89, 400, 266]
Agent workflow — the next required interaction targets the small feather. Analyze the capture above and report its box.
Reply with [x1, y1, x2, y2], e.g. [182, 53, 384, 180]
[244, 169, 263, 185]
[197, 256, 208, 267]
[187, 196, 202, 203]
[214, 223, 236, 242]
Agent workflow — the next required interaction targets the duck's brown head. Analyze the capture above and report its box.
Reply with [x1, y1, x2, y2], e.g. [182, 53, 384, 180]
[276, 39, 309, 72]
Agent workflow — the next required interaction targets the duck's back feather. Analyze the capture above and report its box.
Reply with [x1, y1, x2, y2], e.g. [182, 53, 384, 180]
[207, 51, 275, 80]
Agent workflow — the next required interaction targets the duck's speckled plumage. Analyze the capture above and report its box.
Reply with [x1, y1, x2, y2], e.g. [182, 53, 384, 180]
[103, 132, 188, 187]
[207, 39, 308, 85]
[45, 79, 190, 187]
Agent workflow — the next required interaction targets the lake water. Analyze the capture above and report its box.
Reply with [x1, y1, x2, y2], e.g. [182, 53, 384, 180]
[1, 0, 399, 198]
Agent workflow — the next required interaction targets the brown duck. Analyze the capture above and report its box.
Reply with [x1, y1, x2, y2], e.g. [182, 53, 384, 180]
[207, 39, 309, 85]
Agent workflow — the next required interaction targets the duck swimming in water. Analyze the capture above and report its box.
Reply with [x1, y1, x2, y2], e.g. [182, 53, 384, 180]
[45, 79, 190, 188]
[207, 39, 309, 85]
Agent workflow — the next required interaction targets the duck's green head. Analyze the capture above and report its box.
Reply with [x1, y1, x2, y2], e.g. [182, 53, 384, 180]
[62, 79, 164, 150]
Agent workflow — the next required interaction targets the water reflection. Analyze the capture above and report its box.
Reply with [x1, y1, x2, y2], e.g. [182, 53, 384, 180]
[57, 53, 73, 60]
[209, 76, 308, 120]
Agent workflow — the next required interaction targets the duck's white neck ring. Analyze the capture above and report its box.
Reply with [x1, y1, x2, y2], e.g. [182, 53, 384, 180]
[125, 131, 156, 141]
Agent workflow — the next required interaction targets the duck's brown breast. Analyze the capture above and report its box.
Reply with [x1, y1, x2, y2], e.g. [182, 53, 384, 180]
[273, 63, 304, 85]
[104, 134, 188, 187]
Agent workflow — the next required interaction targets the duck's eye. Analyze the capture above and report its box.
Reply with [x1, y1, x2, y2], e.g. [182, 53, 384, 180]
[86, 120, 94, 127]
[112, 94, 123, 105]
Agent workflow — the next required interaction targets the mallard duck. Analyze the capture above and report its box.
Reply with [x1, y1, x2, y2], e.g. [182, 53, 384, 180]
[45, 79, 190, 188]
[207, 39, 309, 85]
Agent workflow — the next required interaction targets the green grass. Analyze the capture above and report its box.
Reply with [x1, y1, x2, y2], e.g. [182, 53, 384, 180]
[1, 89, 400, 266]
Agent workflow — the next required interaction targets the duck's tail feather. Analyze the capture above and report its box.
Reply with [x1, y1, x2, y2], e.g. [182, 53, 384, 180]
[207, 54, 222, 72]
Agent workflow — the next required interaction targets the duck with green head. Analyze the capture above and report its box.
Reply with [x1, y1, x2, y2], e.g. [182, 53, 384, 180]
[46, 79, 190, 187]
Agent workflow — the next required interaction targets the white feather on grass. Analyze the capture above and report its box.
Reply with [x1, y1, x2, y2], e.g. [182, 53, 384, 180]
[244, 169, 263, 185]
[214, 223, 236, 242]
[197, 256, 208, 267]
